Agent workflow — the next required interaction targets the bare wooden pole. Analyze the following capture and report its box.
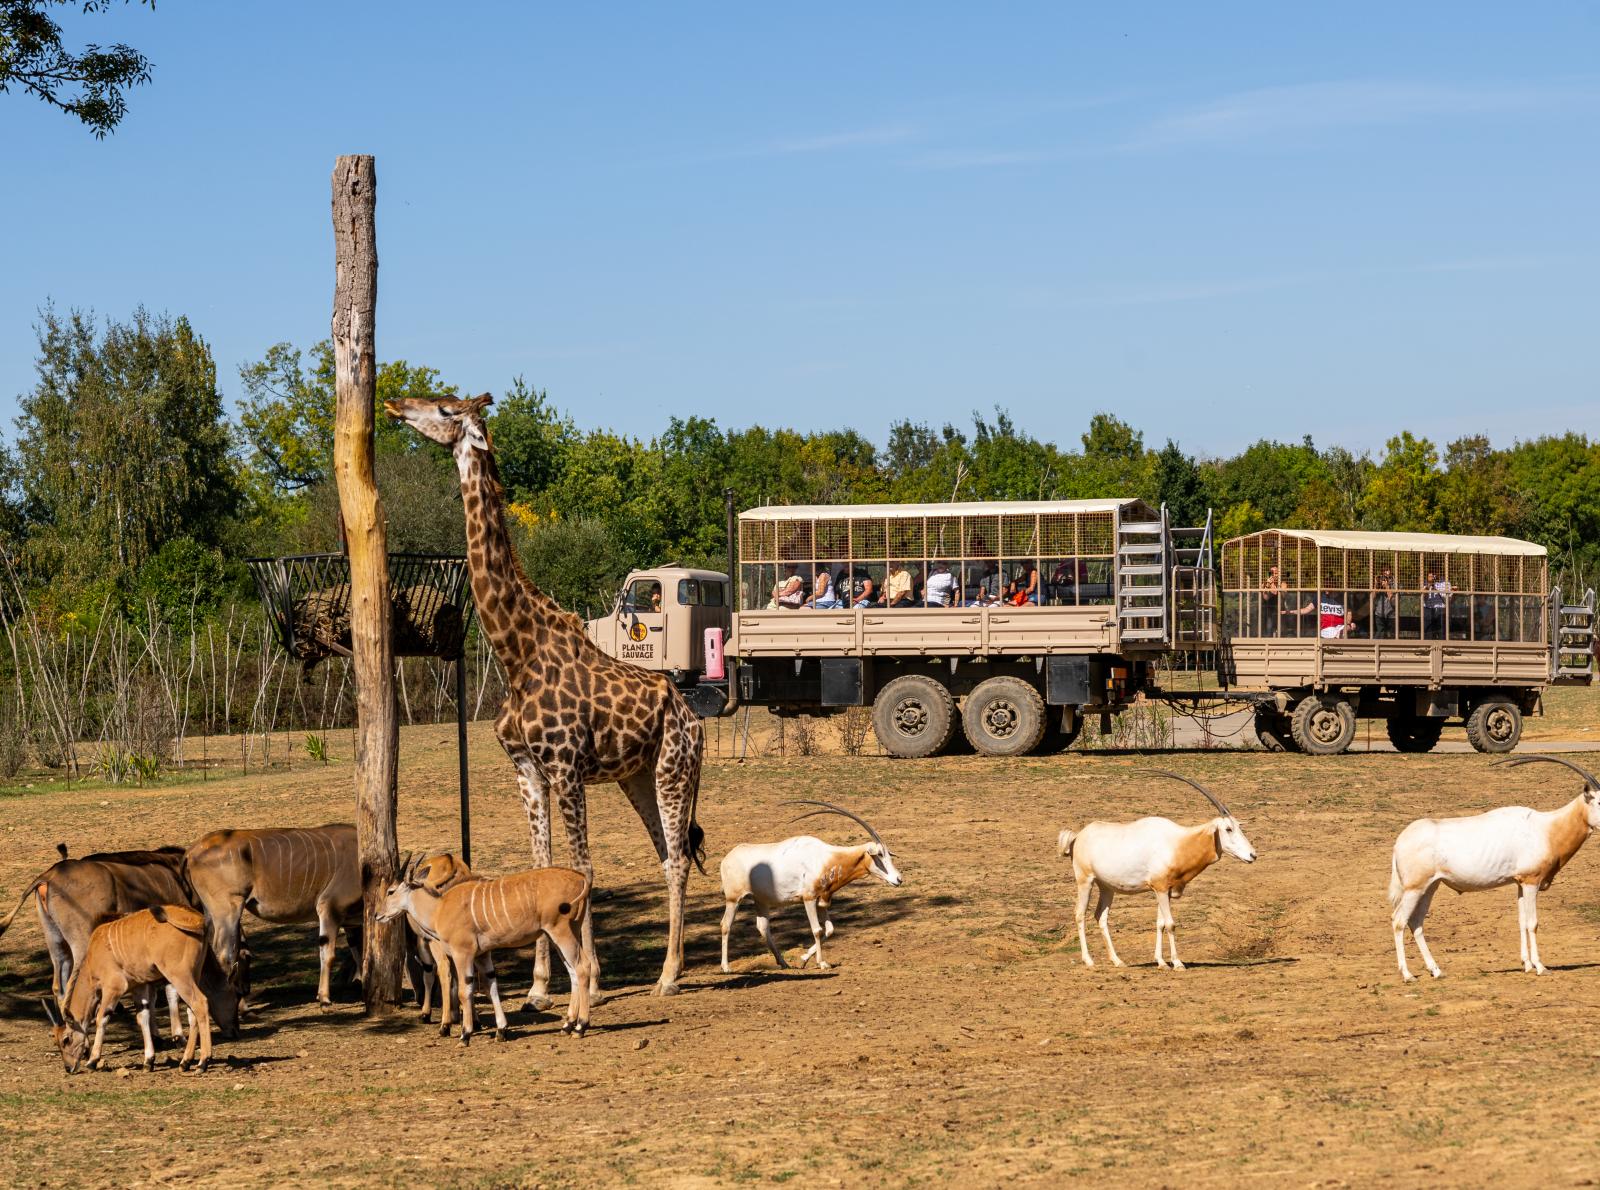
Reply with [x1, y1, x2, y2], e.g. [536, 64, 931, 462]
[331, 154, 403, 1012]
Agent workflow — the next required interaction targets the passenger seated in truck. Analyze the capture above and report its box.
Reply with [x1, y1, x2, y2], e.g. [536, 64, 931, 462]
[968, 563, 1001, 607]
[924, 562, 957, 607]
[1009, 564, 1039, 606]
[853, 576, 878, 608]
[886, 562, 914, 608]
[773, 565, 805, 610]
[804, 570, 844, 609]
[1317, 593, 1351, 639]
[1048, 559, 1078, 605]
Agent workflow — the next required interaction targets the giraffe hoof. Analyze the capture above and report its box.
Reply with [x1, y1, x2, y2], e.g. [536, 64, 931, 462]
[653, 981, 682, 998]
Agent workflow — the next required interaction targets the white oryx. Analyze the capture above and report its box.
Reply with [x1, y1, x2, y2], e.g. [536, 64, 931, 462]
[1389, 755, 1600, 982]
[1058, 770, 1258, 970]
[719, 801, 903, 973]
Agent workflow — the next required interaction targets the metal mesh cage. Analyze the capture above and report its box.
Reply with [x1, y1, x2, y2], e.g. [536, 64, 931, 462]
[851, 518, 887, 561]
[926, 515, 962, 559]
[247, 553, 474, 662]
[888, 518, 924, 560]
[815, 519, 850, 562]
[1079, 512, 1114, 556]
[1040, 513, 1075, 556]
[777, 521, 814, 564]
[1001, 514, 1038, 557]
[962, 516, 999, 557]
[740, 520, 775, 563]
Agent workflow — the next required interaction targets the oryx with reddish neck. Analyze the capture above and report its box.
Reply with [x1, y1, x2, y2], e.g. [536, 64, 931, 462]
[1389, 755, 1600, 982]
[1059, 770, 1258, 970]
[719, 801, 904, 973]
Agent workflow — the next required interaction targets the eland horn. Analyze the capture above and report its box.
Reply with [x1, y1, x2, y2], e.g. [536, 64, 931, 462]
[1494, 754, 1600, 790]
[40, 997, 60, 1028]
[782, 799, 885, 850]
[1139, 769, 1231, 818]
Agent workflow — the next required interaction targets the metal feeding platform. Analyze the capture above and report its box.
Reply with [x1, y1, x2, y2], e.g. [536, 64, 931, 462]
[245, 552, 478, 862]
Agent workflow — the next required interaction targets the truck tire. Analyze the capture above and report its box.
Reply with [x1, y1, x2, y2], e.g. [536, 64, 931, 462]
[1466, 698, 1522, 754]
[961, 677, 1047, 757]
[1290, 694, 1356, 755]
[1386, 715, 1444, 754]
[1253, 708, 1295, 752]
[871, 675, 956, 759]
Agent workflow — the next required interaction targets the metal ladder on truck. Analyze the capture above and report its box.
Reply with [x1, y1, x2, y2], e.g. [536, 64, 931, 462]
[1551, 586, 1597, 684]
[1117, 506, 1172, 645]
[1170, 509, 1217, 648]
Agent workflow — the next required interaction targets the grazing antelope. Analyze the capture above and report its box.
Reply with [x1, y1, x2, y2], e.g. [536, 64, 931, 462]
[42, 905, 236, 1073]
[719, 801, 903, 973]
[377, 854, 594, 1044]
[183, 824, 361, 1005]
[1059, 770, 1258, 970]
[0, 843, 197, 1038]
[397, 852, 474, 1034]
[1389, 755, 1600, 982]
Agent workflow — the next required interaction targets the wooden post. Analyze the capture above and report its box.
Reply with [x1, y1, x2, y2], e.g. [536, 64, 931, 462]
[331, 154, 403, 1012]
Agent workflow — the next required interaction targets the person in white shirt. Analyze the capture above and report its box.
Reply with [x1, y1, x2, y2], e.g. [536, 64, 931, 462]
[924, 561, 957, 607]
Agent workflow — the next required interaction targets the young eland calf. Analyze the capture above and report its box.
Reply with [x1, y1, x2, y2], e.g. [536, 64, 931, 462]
[1058, 770, 1257, 970]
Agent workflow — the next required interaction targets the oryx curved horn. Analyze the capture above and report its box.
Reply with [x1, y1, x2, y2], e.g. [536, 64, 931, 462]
[1494, 754, 1600, 790]
[782, 799, 885, 850]
[1139, 769, 1231, 818]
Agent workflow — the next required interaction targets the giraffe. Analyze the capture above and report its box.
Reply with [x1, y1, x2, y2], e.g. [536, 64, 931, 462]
[384, 393, 706, 1001]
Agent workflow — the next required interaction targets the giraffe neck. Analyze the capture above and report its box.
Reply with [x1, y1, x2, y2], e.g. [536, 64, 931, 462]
[453, 437, 571, 664]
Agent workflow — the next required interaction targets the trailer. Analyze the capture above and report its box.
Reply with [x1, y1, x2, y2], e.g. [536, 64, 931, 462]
[1216, 528, 1596, 754]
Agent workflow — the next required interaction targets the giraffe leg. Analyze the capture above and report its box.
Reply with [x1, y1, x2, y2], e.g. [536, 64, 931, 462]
[549, 770, 602, 1001]
[510, 751, 555, 1011]
[652, 716, 701, 997]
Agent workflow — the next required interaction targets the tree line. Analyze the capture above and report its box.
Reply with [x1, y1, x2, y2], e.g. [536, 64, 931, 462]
[0, 307, 1594, 779]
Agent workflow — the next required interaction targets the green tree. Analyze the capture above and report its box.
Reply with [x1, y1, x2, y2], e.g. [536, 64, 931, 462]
[514, 515, 633, 618]
[1363, 432, 1442, 532]
[1154, 440, 1208, 526]
[16, 307, 237, 581]
[1, 1, 155, 135]
[489, 376, 575, 502]
[237, 340, 457, 495]
[1438, 434, 1522, 537]
[1214, 437, 1325, 527]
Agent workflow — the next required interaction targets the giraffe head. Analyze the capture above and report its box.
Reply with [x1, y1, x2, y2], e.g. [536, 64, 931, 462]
[384, 393, 494, 451]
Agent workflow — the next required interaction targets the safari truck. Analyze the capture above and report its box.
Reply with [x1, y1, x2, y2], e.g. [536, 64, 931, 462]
[723, 498, 1215, 757]
[583, 566, 733, 719]
[1216, 528, 1597, 755]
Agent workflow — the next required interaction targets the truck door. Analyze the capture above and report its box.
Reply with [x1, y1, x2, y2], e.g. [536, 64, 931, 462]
[617, 576, 669, 671]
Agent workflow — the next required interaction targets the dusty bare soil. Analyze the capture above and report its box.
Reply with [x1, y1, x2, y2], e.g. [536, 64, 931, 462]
[4, 719, 1600, 1187]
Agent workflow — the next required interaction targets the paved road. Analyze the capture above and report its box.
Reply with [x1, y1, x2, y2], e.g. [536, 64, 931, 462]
[1162, 705, 1600, 753]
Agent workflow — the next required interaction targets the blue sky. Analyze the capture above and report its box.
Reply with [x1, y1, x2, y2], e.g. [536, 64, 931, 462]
[3, 2, 1596, 458]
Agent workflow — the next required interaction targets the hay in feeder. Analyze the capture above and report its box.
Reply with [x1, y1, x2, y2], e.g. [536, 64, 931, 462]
[291, 583, 466, 662]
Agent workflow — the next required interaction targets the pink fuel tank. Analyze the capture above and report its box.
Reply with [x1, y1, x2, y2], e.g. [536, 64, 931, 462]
[704, 627, 725, 680]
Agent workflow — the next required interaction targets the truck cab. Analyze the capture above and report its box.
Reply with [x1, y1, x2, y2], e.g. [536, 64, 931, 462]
[585, 566, 733, 717]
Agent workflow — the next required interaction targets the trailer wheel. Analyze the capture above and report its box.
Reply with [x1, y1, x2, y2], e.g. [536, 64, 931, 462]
[1253, 708, 1297, 753]
[1290, 695, 1356, 755]
[1466, 698, 1522, 754]
[1385, 715, 1443, 753]
[962, 677, 1047, 757]
[871, 675, 955, 759]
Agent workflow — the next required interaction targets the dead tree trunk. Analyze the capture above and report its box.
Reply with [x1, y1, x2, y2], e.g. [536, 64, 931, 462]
[331, 154, 402, 1012]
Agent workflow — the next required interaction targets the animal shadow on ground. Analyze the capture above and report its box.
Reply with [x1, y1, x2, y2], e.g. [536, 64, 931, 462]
[577, 877, 930, 991]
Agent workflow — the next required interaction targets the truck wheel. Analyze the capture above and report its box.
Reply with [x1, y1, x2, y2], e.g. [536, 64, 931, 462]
[871, 675, 955, 759]
[1386, 715, 1443, 753]
[1466, 698, 1522, 754]
[1253, 708, 1295, 753]
[1290, 695, 1356, 755]
[962, 677, 1047, 757]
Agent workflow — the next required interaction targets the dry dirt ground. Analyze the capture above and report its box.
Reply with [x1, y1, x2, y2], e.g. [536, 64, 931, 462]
[4, 710, 1600, 1187]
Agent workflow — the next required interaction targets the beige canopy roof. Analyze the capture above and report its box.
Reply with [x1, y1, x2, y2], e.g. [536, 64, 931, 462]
[1238, 528, 1546, 557]
[740, 498, 1143, 522]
